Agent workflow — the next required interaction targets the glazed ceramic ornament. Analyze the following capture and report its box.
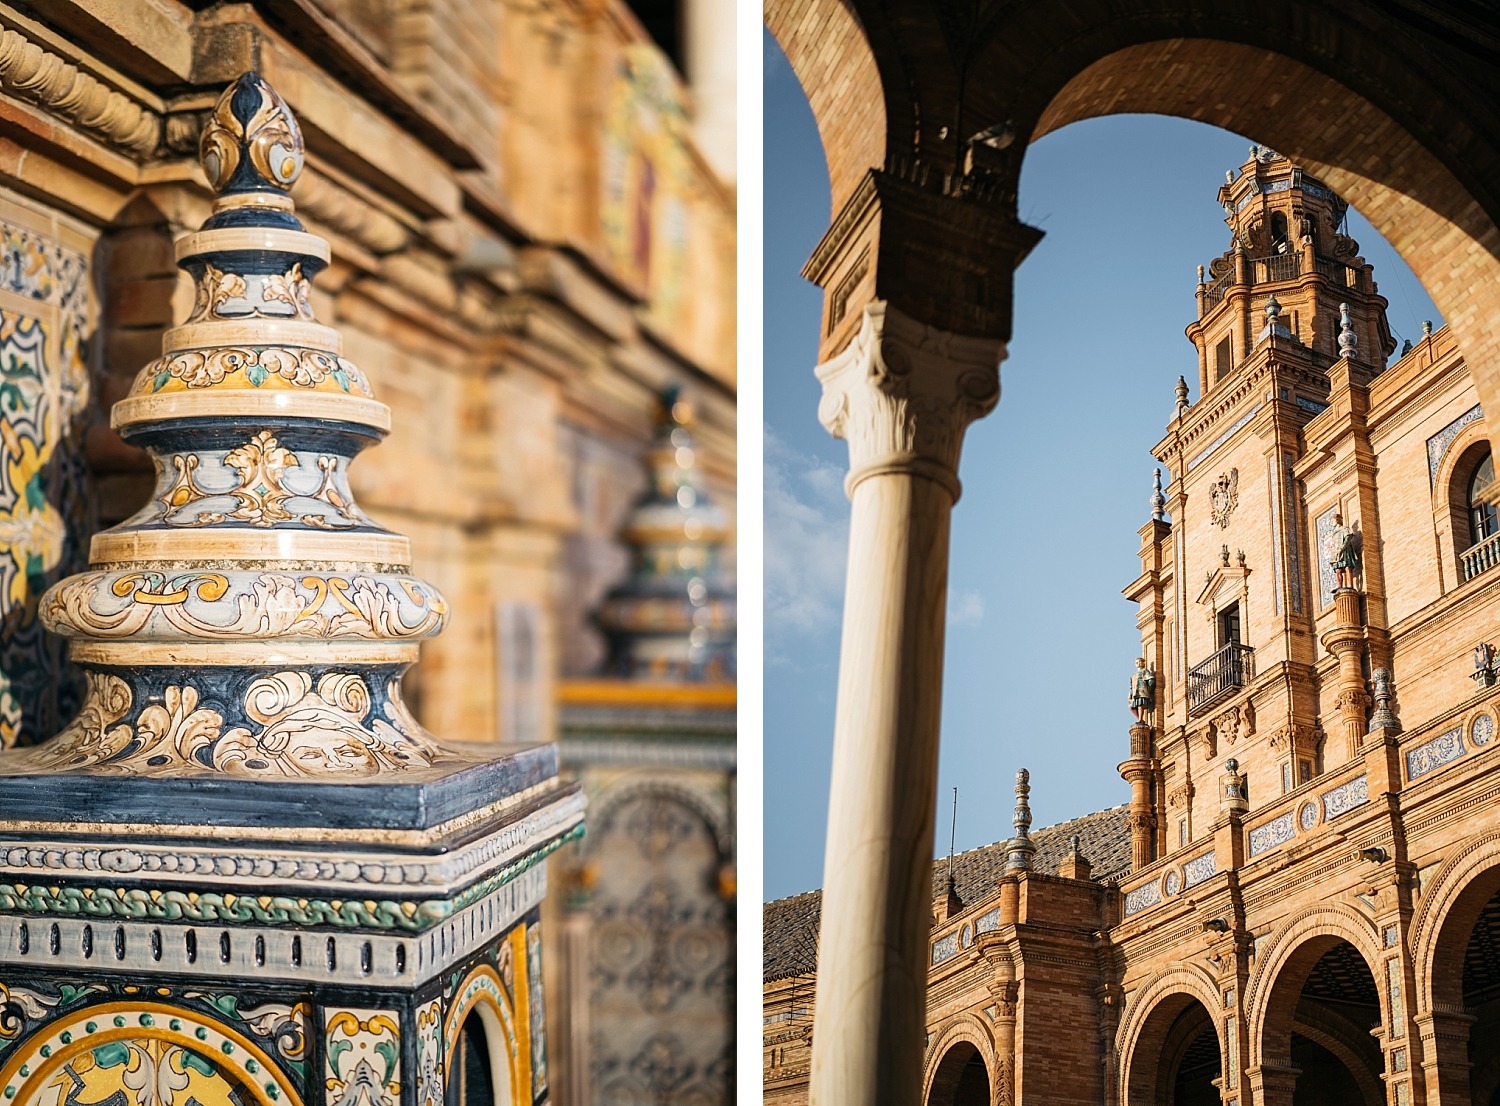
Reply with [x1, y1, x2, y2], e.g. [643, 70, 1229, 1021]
[0, 74, 579, 1106]
[596, 389, 735, 680]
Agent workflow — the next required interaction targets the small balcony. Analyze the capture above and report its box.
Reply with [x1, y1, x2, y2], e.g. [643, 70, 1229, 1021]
[1462, 531, 1500, 583]
[1188, 641, 1256, 715]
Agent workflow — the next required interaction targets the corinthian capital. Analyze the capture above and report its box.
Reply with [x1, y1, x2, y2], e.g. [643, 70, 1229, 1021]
[815, 301, 1006, 498]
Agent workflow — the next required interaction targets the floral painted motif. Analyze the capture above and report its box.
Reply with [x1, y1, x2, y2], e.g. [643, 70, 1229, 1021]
[200, 73, 304, 191]
[18, 667, 445, 777]
[1182, 851, 1217, 888]
[1248, 811, 1297, 857]
[1322, 774, 1369, 818]
[136, 347, 371, 397]
[326, 1010, 400, 1106]
[1124, 881, 1161, 916]
[158, 430, 365, 529]
[188, 262, 313, 322]
[1406, 728, 1466, 781]
[415, 999, 442, 1106]
[45, 570, 446, 643]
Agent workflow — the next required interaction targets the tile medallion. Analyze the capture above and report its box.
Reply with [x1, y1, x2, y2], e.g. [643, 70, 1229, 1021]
[1248, 812, 1297, 857]
[1163, 869, 1181, 896]
[1406, 727, 1466, 781]
[1322, 775, 1369, 819]
[1472, 711, 1494, 747]
[1299, 800, 1321, 831]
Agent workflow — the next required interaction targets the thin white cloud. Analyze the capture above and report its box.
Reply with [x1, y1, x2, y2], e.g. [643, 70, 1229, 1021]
[764, 427, 849, 654]
[947, 588, 985, 628]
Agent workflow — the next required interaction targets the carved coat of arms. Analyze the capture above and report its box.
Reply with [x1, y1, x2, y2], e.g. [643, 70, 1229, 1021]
[1210, 468, 1238, 528]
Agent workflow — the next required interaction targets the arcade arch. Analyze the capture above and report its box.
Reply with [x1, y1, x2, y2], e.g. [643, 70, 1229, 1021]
[925, 1040, 990, 1106]
[766, 4, 1500, 1101]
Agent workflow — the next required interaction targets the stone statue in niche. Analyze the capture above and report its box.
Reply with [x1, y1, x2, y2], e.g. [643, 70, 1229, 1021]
[1128, 658, 1156, 722]
[1324, 512, 1360, 588]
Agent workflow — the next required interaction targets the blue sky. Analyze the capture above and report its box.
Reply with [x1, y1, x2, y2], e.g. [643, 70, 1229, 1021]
[762, 31, 1441, 902]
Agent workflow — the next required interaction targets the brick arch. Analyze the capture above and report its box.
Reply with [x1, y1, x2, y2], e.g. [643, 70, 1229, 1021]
[922, 1015, 996, 1106]
[1410, 830, 1500, 1013]
[1245, 904, 1384, 1071]
[1115, 966, 1224, 1106]
[1292, 1003, 1386, 1106]
[1024, 39, 1500, 440]
[762, 0, 884, 207]
[584, 772, 731, 859]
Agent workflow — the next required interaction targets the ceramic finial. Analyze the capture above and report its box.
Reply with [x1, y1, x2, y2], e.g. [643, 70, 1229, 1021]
[1422, 319, 1433, 337]
[1150, 467, 1166, 521]
[200, 73, 305, 199]
[1338, 303, 1358, 358]
[1006, 768, 1035, 871]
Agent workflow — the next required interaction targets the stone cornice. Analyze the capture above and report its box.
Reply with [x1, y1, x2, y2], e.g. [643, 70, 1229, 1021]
[0, 20, 160, 155]
[815, 301, 1005, 498]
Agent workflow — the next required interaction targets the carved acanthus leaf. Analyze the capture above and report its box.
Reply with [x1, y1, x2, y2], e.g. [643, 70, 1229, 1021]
[816, 301, 1005, 490]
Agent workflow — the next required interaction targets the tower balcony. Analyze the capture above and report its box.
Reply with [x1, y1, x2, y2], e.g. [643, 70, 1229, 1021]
[1201, 254, 1363, 310]
[1462, 530, 1500, 582]
[1187, 641, 1256, 715]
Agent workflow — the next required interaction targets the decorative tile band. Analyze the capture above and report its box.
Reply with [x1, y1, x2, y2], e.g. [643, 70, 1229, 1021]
[1183, 851, 1217, 888]
[1322, 775, 1368, 819]
[931, 932, 958, 965]
[976, 908, 1001, 935]
[0, 823, 580, 933]
[1124, 881, 1161, 917]
[1248, 812, 1297, 857]
[1427, 404, 1483, 485]
[1407, 727, 1466, 781]
[1187, 404, 1263, 472]
[1285, 452, 1302, 612]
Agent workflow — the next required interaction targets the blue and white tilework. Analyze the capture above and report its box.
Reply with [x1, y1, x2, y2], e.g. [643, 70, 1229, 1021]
[1183, 851, 1217, 888]
[1322, 775, 1368, 819]
[1427, 405, 1483, 485]
[1472, 712, 1494, 747]
[1249, 812, 1297, 857]
[1299, 800, 1321, 831]
[976, 908, 1001, 935]
[1124, 881, 1161, 917]
[1407, 727, 1466, 781]
[931, 932, 959, 965]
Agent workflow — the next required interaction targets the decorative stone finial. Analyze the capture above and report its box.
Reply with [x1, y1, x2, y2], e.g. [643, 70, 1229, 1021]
[1370, 668, 1399, 732]
[25, 73, 463, 779]
[597, 387, 735, 681]
[1258, 293, 1293, 343]
[1220, 757, 1248, 814]
[1225, 169, 1235, 184]
[1175, 375, 1190, 415]
[1422, 320, 1433, 336]
[1338, 302, 1358, 358]
[1150, 467, 1166, 521]
[1006, 767, 1035, 871]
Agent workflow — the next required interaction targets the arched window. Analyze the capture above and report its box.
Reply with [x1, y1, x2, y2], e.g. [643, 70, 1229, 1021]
[1468, 451, 1497, 547]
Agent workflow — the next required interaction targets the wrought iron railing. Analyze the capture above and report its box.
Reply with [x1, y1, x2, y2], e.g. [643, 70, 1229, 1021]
[1254, 253, 1301, 282]
[1188, 641, 1256, 715]
[1462, 531, 1500, 582]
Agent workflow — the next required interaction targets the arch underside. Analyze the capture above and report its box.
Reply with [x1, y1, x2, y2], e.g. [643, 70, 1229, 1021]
[766, 3, 1500, 432]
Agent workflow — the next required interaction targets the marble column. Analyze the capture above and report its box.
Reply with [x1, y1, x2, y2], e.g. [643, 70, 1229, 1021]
[808, 300, 1005, 1106]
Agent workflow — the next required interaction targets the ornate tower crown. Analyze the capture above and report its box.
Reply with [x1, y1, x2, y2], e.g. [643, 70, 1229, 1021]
[1190, 146, 1395, 394]
[23, 73, 468, 782]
